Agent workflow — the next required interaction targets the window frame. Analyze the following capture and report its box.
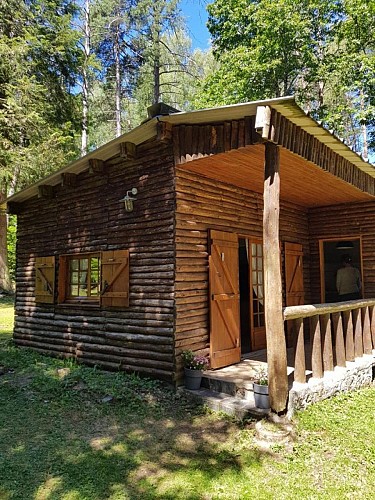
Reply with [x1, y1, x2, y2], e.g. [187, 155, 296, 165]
[57, 250, 130, 308]
[65, 253, 101, 303]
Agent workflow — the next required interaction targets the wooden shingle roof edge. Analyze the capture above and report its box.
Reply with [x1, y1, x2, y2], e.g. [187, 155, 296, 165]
[4, 96, 375, 207]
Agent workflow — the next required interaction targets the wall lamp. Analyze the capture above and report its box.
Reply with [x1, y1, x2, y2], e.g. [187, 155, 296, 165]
[120, 188, 138, 212]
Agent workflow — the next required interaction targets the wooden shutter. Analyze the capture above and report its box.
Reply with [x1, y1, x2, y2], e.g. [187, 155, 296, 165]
[35, 256, 55, 303]
[101, 250, 129, 307]
[284, 242, 304, 306]
[284, 242, 304, 347]
[209, 230, 241, 369]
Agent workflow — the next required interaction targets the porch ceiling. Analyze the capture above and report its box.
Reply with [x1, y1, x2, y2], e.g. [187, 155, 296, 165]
[180, 144, 374, 208]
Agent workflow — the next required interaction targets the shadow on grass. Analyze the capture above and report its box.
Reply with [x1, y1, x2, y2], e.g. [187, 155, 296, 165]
[0, 343, 271, 500]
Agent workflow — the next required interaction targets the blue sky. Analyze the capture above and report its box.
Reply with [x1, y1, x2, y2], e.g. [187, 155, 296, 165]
[180, 0, 210, 50]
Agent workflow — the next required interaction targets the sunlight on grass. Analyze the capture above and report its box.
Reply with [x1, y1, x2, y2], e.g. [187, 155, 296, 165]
[35, 476, 63, 500]
[0, 296, 14, 339]
[1, 296, 375, 499]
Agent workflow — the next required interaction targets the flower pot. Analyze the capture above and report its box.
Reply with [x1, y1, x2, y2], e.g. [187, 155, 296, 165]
[253, 382, 270, 409]
[184, 368, 203, 390]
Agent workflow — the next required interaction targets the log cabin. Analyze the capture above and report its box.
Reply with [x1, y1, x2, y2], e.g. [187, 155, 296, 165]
[4, 96, 375, 415]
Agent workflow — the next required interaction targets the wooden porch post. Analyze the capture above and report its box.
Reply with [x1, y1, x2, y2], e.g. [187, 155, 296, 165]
[263, 141, 289, 414]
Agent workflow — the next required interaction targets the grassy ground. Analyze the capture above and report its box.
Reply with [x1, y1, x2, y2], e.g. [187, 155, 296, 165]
[0, 295, 14, 340]
[1, 297, 375, 499]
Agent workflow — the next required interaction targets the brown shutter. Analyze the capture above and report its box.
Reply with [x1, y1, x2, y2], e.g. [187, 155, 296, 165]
[209, 230, 241, 368]
[101, 250, 129, 307]
[58, 255, 68, 303]
[35, 256, 55, 303]
[284, 242, 304, 306]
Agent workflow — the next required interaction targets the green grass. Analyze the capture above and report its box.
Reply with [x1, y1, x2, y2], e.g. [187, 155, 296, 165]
[0, 295, 14, 340]
[1, 296, 375, 499]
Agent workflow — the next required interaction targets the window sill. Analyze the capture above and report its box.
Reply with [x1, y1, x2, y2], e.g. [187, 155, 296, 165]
[57, 301, 100, 309]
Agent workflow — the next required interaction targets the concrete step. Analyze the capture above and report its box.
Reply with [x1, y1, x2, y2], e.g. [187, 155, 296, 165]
[201, 372, 256, 401]
[182, 387, 269, 420]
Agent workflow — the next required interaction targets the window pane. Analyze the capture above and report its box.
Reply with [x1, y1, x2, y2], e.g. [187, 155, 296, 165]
[80, 259, 88, 271]
[251, 243, 257, 257]
[257, 244, 262, 256]
[79, 286, 88, 297]
[71, 272, 79, 285]
[80, 271, 88, 287]
[91, 257, 99, 271]
[259, 313, 265, 327]
[70, 285, 78, 296]
[71, 259, 79, 271]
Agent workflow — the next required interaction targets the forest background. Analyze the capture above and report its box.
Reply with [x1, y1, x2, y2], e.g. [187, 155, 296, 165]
[0, 0, 374, 290]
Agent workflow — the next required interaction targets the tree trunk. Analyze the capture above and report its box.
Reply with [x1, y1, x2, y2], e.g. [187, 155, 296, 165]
[115, 23, 121, 137]
[263, 142, 288, 414]
[0, 190, 12, 292]
[360, 90, 368, 160]
[152, 5, 161, 105]
[81, 0, 90, 156]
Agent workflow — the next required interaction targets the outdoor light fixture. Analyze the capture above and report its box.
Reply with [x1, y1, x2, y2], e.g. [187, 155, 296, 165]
[120, 188, 138, 212]
[336, 241, 354, 250]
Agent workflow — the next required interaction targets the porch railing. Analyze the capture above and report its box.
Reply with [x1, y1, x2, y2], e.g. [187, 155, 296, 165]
[283, 299, 375, 383]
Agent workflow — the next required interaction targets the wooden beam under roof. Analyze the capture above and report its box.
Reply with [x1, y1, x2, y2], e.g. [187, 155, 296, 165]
[61, 173, 77, 186]
[88, 158, 104, 174]
[38, 185, 54, 199]
[120, 141, 137, 160]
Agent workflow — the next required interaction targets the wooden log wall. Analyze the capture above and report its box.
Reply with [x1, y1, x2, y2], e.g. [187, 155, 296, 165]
[309, 201, 375, 303]
[14, 139, 177, 381]
[172, 116, 261, 165]
[175, 167, 311, 380]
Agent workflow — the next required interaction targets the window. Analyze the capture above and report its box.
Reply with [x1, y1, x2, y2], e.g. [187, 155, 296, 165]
[67, 254, 100, 300]
[35, 250, 129, 306]
[57, 250, 129, 307]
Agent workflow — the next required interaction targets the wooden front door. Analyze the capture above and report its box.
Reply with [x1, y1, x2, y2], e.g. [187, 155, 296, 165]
[209, 230, 241, 369]
[284, 242, 304, 346]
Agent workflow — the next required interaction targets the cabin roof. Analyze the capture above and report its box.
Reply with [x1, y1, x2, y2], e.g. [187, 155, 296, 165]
[4, 96, 375, 206]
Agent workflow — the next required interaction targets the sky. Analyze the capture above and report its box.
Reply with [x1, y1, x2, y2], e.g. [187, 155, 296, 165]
[180, 0, 211, 50]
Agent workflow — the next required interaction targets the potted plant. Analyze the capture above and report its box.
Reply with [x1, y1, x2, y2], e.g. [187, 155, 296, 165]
[181, 350, 209, 390]
[253, 367, 270, 409]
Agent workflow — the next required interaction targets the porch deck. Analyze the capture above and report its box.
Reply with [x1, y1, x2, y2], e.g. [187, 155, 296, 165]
[197, 298, 375, 418]
[202, 347, 305, 393]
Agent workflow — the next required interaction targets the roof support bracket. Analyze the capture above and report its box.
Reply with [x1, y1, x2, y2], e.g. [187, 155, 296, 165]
[38, 185, 54, 199]
[120, 142, 137, 160]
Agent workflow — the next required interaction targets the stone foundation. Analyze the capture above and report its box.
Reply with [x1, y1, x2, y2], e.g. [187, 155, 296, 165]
[288, 353, 375, 418]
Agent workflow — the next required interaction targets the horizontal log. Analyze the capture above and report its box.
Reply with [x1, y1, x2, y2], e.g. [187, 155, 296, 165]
[13, 342, 174, 381]
[284, 299, 375, 320]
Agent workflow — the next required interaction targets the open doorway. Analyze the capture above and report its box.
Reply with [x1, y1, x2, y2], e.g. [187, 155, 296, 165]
[320, 238, 362, 302]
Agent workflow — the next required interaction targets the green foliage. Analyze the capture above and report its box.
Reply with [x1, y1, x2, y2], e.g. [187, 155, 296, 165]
[0, 0, 81, 194]
[6, 215, 16, 282]
[199, 0, 375, 156]
[181, 349, 210, 370]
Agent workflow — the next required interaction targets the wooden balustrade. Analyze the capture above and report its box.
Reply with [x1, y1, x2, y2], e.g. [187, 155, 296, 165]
[283, 299, 375, 383]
